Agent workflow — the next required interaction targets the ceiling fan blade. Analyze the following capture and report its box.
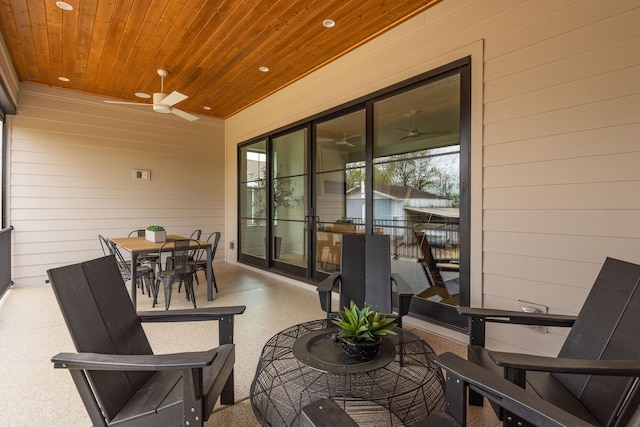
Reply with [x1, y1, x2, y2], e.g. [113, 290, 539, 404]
[171, 107, 199, 121]
[422, 130, 452, 136]
[103, 100, 149, 106]
[162, 91, 188, 106]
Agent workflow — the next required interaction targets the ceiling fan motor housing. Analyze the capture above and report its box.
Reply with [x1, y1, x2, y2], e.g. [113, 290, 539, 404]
[152, 93, 171, 113]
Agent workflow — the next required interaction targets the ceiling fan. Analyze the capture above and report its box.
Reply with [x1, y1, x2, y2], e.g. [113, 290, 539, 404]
[104, 69, 199, 121]
[317, 132, 362, 147]
[396, 109, 447, 140]
[335, 133, 362, 147]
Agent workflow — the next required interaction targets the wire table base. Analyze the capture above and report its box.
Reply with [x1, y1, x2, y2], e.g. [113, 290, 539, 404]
[250, 319, 445, 426]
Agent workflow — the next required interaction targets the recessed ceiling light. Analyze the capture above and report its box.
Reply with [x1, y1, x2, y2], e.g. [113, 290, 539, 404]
[259, 66, 269, 73]
[58, 76, 70, 82]
[203, 106, 211, 110]
[323, 19, 336, 28]
[135, 92, 151, 99]
[56, 1, 73, 11]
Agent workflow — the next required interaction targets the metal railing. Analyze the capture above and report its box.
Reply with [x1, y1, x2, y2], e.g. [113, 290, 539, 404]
[0, 226, 13, 299]
[342, 217, 460, 262]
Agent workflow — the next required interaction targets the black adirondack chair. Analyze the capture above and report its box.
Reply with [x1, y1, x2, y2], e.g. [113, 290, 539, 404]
[317, 234, 413, 327]
[48, 255, 246, 426]
[453, 257, 640, 427]
[300, 376, 599, 427]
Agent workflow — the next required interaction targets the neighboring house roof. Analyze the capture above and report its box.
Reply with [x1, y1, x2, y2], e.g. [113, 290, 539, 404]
[347, 184, 441, 200]
[405, 206, 460, 219]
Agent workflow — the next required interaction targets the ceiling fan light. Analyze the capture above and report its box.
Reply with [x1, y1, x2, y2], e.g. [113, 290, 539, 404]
[152, 93, 171, 113]
[135, 92, 151, 99]
[153, 104, 171, 114]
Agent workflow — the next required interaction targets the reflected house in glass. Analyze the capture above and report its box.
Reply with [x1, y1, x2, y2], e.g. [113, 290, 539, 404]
[347, 185, 457, 237]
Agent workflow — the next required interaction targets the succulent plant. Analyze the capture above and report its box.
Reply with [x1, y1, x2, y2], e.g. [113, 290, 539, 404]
[146, 225, 165, 231]
[332, 301, 397, 342]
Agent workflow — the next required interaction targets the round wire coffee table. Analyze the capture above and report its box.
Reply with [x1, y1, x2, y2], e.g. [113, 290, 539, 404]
[250, 319, 445, 426]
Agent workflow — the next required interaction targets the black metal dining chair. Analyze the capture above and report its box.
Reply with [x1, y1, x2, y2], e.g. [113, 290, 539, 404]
[190, 231, 221, 293]
[128, 229, 160, 274]
[98, 234, 154, 298]
[155, 239, 199, 309]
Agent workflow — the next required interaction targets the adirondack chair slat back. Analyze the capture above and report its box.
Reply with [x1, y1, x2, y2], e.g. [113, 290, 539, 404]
[48, 255, 154, 422]
[339, 234, 392, 313]
[555, 257, 640, 426]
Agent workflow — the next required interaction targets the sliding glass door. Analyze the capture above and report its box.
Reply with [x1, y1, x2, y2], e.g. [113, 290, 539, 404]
[238, 58, 470, 328]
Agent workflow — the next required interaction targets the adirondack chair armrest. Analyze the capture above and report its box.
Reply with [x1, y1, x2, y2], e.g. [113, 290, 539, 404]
[457, 307, 577, 327]
[301, 398, 359, 427]
[52, 347, 228, 371]
[137, 306, 246, 322]
[138, 306, 246, 345]
[434, 352, 594, 427]
[317, 272, 340, 315]
[317, 272, 340, 293]
[458, 306, 576, 348]
[489, 351, 640, 376]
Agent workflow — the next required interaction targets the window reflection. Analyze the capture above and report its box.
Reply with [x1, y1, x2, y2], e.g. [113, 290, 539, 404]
[372, 74, 462, 307]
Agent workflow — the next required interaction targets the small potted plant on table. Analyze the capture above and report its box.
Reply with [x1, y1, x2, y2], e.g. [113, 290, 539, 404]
[332, 301, 397, 361]
[145, 225, 166, 243]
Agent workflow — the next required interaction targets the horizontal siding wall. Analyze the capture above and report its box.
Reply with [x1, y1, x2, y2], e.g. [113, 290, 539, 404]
[226, 0, 640, 354]
[481, 0, 640, 354]
[8, 84, 225, 286]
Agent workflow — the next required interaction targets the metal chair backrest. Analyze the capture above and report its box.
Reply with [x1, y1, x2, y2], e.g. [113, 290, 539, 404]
[98, 234, 112, 256]
[47, 255, 154, 422]
[195, 232, 222, 262]
[339, 234, 392, 314]
[160, 239, 198, 275]
[211, 231, 221, 257]
[106, 239, 132, 274]
[189, 229, 202, 241]
[128, 229, 145, 237]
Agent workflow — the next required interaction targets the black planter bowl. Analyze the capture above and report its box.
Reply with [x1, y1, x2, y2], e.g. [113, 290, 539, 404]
[340, 337, 382, 362]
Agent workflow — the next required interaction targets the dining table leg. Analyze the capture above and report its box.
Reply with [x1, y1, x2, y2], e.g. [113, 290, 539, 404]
[206, 246, 213, 301]
[130, 252, 138, 307]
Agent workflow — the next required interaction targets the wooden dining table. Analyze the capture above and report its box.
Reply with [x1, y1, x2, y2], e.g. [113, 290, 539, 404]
[110, 234, 214, 307]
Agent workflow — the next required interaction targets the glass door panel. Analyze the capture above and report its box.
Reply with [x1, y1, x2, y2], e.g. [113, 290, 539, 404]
[314, 110, 365, 277]
[373, 73, 464, 314]
[239, 140, 267, 264]
[272, 129, 308, 274]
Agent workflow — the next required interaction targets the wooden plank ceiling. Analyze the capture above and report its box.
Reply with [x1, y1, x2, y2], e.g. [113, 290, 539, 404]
[0, 0, 442, 119]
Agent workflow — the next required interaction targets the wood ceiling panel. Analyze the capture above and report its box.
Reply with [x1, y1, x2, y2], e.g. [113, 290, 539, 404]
[71, 0, 97, 87]
[0, 0, 443, 119]
[83, 0, 117, 92]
